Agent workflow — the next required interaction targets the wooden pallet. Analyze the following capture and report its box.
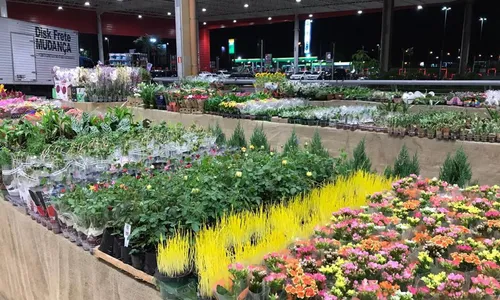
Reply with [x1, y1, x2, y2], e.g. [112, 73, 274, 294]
[93, 247, 156, 287]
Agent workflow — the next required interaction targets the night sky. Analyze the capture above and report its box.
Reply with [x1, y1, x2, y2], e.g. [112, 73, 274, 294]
[209, 0, 498, 68]
[79, 0, 498, 69]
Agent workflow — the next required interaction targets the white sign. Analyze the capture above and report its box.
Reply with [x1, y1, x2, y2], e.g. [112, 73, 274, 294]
[124, 223, 132, 247]
[304, 19, 312, 56]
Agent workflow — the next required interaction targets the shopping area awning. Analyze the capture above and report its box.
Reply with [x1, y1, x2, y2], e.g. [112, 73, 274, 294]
[8, 0, 454, 20]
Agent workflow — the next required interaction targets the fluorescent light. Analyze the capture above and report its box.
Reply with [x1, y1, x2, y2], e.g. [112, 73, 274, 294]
[138, 14, 142, 19]
[268, 17, 272, 20]
[202, 8, 206, 12]
[358, 10, 363, 14]
[58, 6, 63, 10]
[417, 5, 423, 10]
[309, 14, 313, 17]
[244, 3, 249, 8]
[84, 1, 90, 6]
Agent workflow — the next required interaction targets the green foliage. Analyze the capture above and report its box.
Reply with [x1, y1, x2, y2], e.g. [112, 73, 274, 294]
[385, 145, 420, 178]
[209, 122, 226, 146]
[250, 125, 269, 151]
[349, 139, 371, 173]
[439, 148, 472, 187]
[228, 122, 247, 148]
[283, 129, 300, 154]
[307, 130, 329, 158]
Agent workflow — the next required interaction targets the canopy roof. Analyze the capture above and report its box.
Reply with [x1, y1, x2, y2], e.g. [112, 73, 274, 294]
[10, 0, 454, 20]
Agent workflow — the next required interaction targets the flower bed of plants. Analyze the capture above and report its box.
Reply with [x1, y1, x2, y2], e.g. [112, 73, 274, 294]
[220, 175, 500, 300]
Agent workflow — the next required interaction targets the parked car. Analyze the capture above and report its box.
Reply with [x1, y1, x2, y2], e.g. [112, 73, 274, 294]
[305, 71, 332, 80]
[333, 68, 348, 81]
[216, 70, 231, 78]
[199, 71, 217, 78]
[290, 71, 311, 80]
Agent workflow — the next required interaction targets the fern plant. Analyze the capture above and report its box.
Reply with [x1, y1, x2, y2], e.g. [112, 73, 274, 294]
[250, 125, 269, 151]
[228, 122, 247, 148]
[439, 148, 472, 187]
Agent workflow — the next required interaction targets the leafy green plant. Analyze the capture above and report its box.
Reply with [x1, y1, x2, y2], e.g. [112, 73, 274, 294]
[385, 145, 420, 178]
[307, 130, 329, 158]
[283, 129, 299, 154]
[439, 148, 472, 187]
[228, 122, 247, 148]
[250, 125, 270, 151]
[349, 139, 371, 173]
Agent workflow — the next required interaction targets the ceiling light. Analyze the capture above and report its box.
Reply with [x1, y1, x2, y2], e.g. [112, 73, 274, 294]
[202, 8, 206, 12]
[309, 14, 313, 17]
[358, 10, 363, 14]
[244, 3, 249, 8]
[203, 22, 207, 25]
[167, 12, 171, 16]
[58, 6, 63, 10]
[268, 17, 272, 20]
[417, 5, 423, 10]
[138, 14, 142, 19]
[84, 1, 90, 6]
[233, 19, 237, 23]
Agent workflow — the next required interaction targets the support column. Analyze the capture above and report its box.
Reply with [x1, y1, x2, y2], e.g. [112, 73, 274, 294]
[293, 15, 299, 74]
[379, 0, 394, 73]
[97, 13, 104, 63]
[0, 0, 7, 18]
[459, 0, 474, 75]
[175, 0, 199, 78]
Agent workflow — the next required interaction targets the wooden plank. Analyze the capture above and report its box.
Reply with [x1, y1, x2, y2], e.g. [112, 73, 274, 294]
[93, 247, 156, 287]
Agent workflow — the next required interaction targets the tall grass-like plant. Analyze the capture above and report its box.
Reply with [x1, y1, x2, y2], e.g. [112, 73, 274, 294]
[283, 129, 299, 154]
[228, 122, 247, 148]
[157, 232, 192, 277]
[385, 145, 420, 178]
[439, 147, 472, 187]
[307, 130, 329, 158]
[349, 138, 371, 173]
[192, 171, 392, 297]
[250, 125, 269, 151]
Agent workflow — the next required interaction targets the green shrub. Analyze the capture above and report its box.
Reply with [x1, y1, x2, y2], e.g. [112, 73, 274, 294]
[307, 130, 329, 158]
[209, 122, 226, 146]
[385, 145, 420, 178]
[349, 139, 371, 173]
[439, 148, 472, 187]
[284, 129, 300, 154]
[250, 125, 269, 151]
[228, 122, 247, 148]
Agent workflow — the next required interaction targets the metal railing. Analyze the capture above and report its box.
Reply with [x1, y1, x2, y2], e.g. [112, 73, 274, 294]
[154, 77, 500, 89]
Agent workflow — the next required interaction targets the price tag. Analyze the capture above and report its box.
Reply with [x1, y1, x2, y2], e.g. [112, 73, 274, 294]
[124, 223, 131, 247]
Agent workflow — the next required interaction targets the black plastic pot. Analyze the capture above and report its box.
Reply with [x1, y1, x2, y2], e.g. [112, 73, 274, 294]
[155, 94, 167, 110]
[112, 236, 123, 260]
[121, 245, 132, 265]
[99, 228, 114, 255]
[131, 252, 145, 271]
[144, 251, 158, 275]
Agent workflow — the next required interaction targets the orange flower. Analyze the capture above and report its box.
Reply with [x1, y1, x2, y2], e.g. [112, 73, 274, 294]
[285, 284, 296, 294]
[403, 200, 421, 210]
[304, 287, 316, 298]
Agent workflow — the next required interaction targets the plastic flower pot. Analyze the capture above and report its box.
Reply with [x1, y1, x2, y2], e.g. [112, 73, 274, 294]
[154, 270, 197, 300]
[120, 245, 132, 265]
[131, 252, 145, 271]
[144, 251, 158, 275]
[98, 228, 114, 255]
